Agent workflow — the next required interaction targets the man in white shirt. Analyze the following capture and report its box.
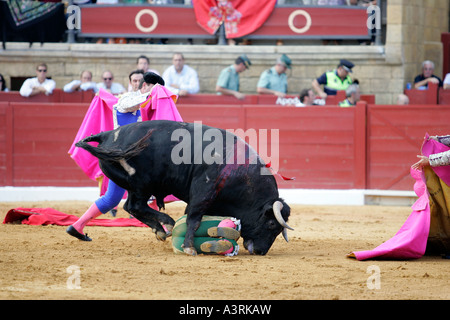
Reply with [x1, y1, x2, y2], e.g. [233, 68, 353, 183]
[444, 73, 450, 90]
[96, 70, 126, 95]
[19, 63, 56, 97]
[162, 53, 199, 96]
[63, 70, 98, 93]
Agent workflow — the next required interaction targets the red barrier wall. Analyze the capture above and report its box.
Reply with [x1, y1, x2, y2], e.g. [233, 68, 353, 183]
[1, 101, 447, 191]
[0, 89, 95, 103]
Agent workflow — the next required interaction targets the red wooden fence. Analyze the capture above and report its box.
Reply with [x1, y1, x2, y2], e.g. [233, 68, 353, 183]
[1, 100, 448, 191]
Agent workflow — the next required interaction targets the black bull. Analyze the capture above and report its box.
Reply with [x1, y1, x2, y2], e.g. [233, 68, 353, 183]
[75, 120, 293, 255]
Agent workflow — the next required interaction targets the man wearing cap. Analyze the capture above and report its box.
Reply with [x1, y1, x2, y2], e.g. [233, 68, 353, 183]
[216, 55, 251, 100]
[312, 59, 354, 99]
[257, 54, 291, 97]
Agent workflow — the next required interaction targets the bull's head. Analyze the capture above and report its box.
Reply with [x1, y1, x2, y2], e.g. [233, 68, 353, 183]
[242, 199, 293, 255]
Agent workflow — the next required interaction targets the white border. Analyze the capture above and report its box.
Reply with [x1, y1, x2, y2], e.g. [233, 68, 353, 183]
[0, 187, 417, 206]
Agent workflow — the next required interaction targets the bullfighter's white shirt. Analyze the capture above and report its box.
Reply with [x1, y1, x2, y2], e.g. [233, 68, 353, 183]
[19, 77, 56, 97]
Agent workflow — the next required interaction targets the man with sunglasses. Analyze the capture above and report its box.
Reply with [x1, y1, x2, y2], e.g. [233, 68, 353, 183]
[19, 63, 56, 97]
[97, 70, 126, 95]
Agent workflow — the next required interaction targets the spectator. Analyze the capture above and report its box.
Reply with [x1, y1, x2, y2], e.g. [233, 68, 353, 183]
[443, 73, 450, 90]
[97, 71, 126, 95]
[162, 53, 200, 96]
[216, 54, 251, 100]
[0, 74, 9, 92]
[312, 59, 354, 99]
[396, 94, 410, 105]
[128, 69, 145, 92]
[136, 55, 159, 75]
[296, 88, 315, 107]
[257, 54, 291, 98]
[414, 60, 443, 89]
[128, 55, 159, 91]
[19, 63, 56, 97]
[339, 84, 360, 107]
[63, 70, 97, 93]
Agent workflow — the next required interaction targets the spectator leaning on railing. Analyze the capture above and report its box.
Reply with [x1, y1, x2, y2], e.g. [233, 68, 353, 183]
[19, 63, 56, 97]
[63, 70, 98, 93]
[414, 60, 443, 89]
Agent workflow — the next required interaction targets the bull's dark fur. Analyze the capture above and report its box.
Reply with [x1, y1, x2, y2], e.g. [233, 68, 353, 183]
[76, 120, 291, 255]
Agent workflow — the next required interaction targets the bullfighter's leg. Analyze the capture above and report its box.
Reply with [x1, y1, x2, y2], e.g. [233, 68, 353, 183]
[124, 193, 175, 241]
[66, 180, 124, 241]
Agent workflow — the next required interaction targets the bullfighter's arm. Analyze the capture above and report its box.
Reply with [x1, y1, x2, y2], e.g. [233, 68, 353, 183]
[429, 150, 450, 167]
[437, 135, 450, 147]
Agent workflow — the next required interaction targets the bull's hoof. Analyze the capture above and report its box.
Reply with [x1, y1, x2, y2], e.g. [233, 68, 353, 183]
[155, 231, 167, 241]
[183, 247, 197, 256]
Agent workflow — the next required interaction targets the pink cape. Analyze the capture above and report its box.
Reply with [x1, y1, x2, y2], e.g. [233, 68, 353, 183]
[350, 134, 450, 260]
[68, 85, 182, 202]
[3, 207, 147, 228]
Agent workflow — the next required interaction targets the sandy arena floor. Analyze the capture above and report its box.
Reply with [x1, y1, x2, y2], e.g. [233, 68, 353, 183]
[0, 201, 448, 300]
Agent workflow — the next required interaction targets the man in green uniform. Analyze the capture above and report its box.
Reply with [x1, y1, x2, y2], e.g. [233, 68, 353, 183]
[312, 59, 354, 99]
[216, 55, 251, 100]
[257, 54, 291, 98]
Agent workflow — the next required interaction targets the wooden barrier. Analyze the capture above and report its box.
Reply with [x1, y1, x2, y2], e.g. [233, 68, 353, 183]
[404, 82, 439, 105]
[0, 89, 95, 103]
[1, 102, 95, 187]
[78, 5, 371, 40]
[438, 88, 450, 105]
[366, 104, 450, 190]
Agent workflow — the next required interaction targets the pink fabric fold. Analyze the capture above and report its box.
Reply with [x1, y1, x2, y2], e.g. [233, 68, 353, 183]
[68, 89, 116, 187]
[351, 167, 431, 260]
[421, 133, 450, 186]
[69, 86, 182, 201]
[141, 84, 183, 122]
[351, 134, 450, 260]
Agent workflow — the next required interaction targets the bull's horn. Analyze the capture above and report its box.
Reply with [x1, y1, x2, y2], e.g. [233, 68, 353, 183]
[282, 228, 289, 242]
[273, 201, 294, 231]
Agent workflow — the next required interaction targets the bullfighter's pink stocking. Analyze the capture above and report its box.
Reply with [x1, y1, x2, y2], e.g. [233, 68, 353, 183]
[72, 203, 102, 234]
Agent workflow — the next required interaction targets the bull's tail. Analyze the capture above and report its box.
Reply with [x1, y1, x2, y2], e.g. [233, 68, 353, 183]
[75, 129, 153, 162]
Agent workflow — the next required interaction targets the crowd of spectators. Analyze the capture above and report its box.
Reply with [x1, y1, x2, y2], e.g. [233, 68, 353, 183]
[2, 55, 448, 107]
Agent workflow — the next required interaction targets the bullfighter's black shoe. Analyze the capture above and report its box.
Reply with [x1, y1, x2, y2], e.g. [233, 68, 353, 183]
[66, 225, 92, 241]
